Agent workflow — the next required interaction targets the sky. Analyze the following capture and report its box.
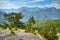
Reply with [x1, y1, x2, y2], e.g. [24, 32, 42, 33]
[0, 0, 60, 9]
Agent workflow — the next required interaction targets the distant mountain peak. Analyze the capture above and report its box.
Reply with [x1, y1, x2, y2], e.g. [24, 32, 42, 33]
[0, 7, 60, 23]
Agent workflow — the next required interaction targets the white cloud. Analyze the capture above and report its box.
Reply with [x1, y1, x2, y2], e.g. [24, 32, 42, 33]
[0, 0, 6, 1]
[34, 0, 44, 2]
[52, 0, 60, 3]
[0, 1, 19, 9]
[45, 3, 60, 9]
[0, 0, 60, 9]
[41, 0, 60, 9]
[23, 0, 44, 4]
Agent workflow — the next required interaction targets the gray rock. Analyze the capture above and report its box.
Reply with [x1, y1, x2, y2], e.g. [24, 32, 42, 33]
[0, 34, 11, 40]
[0, 29, 41, 40]
[57, 33, 60, 40]
[4, 32, 41, 40]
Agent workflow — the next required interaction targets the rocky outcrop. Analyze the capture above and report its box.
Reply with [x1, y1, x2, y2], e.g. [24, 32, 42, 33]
[57, 33, 60, 40]
[0, 29, 44, 40]
[0, 32, 41, 40]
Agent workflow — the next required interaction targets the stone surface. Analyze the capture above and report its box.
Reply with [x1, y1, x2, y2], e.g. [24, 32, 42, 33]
[0, 29, 42, 40]
[57, 33, 60, 40]
[0, 32, 41, 40]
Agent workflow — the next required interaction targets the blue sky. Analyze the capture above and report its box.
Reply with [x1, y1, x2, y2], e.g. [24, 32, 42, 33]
[0, 0, 60, 9]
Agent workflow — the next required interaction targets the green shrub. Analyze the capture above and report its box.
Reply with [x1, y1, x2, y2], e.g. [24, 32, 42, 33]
[10, 30, 15, 35]
[19, 38, 23, 40]
[33, 19, 60, 40]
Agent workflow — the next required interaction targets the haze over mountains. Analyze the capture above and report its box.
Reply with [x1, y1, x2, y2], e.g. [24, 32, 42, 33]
[0, 7, 60, 23]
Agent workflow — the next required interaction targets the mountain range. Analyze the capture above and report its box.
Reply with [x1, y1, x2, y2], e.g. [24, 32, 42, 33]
[0, 7, 60, 23]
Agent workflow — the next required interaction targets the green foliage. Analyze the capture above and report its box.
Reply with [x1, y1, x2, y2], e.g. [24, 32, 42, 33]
[1, 22, 9, 29]
[1, 12, 60, 40]
[3, 12, 25, 35]
[25, 16, 35, 32]
[25, 23, 32, 32]
[15, 21, 25, 29]
[19, 38, 23, 40]
[4, 12, 23, 22]
[32, 19, 60, 40]
[10, 30, 15, 35]
[4, 12, 25, 28]
[28, 16, 35, 25]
